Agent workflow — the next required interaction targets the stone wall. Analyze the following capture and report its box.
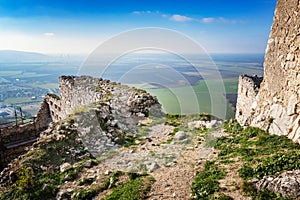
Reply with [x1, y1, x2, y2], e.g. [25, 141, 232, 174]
[0, 100, 52, 168]
[46, 76, 159, 122]
[46, 76, 111, 122]
[236, 0, 300, 142]
[236, 75, 263, 125]
[0, 75, 160, 168]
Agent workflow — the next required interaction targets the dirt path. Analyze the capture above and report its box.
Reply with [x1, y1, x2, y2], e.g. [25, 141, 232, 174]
[147, 132, 219, 200]
[60, 123, 224, 199]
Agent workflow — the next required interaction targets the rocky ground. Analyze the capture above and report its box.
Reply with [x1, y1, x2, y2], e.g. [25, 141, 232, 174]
[0, 111, 225, 200]
[1, 74, 300, 199]
[1, 116, 300, 199]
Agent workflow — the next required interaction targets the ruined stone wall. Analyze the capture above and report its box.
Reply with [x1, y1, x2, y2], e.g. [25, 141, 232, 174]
[0, 99, 52, 168]
[46, 76, 111, 122]
[236, 0, 300, 142]
[236, 75, 263, 125]
[46, 76, 159, 122]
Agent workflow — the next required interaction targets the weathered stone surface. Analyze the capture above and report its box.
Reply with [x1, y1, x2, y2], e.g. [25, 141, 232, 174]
[187, 120, 222, 130]
[256, 170, 300, 199]
[147, 162, 160, 172]
[60, 162, 72, 173]
[236, 0, 300, 143]
[174, 131, 188, 140]
[0, 99, 52, 169]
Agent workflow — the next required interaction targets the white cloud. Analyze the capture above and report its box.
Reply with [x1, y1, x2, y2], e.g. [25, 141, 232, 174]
[44, 32, 55, 37]
[132, 10, 159, 15]
[219, 17, 237, 24]
[0, 32, 101, 54]
[132, 11, 142, 15]
[170, 14, 194, 22]
[201, 17, 237, 24]
[202, 18, 215, 23]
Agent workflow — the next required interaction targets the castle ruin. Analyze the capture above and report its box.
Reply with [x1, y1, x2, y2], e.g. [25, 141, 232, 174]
[236, 0, 300, 142]
[0, 75, 159, 169]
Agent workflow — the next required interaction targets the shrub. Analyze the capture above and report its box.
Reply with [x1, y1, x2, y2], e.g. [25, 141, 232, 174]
[16, 167, 36, 191]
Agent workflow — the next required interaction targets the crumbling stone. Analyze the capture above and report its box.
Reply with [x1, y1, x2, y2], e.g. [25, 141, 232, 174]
[236, 0, 300, 143]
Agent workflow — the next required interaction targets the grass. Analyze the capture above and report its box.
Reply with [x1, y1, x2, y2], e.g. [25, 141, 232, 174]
[103, 173, 155, 200]
[204, 120, 299, 199]
[191, 160, 225, 199]
[73, 172, 155, 200]
[26, 83, 59, 89]
[0, 122, 88, 200]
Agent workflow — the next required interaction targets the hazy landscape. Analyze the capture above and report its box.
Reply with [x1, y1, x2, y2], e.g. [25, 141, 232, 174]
[6, 1, 300, 199]
[0, 50, 264, 124]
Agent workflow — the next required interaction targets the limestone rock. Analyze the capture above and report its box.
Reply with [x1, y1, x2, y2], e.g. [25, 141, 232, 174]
[174, 131, 188, 140]
[147, 163, 160, 172]
[256, 170, 300, 199]
[60, 163, 72, 173]
[235, 0, 300, 143]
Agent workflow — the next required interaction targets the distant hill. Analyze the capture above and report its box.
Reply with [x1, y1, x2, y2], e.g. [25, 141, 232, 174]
[0, 50, 50, 62]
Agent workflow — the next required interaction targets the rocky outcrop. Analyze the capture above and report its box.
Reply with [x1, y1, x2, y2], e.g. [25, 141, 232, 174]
[236, 75, 263, 126]
[0, 75, 161, 170]
[45, 76, 162, 157]
[256, 170, 300, 199]
[236, 0, 300, 142]
[46, 76, 159, 122]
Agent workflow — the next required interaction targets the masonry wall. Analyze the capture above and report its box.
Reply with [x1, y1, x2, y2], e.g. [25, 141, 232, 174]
[0, 100, 52, 168]
[236, 0, 300, 142]
[46, 76, 111, 122]
[236, 75, 263, 125]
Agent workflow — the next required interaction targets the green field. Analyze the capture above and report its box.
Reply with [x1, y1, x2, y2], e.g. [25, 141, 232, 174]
[0, 70, 22, 76]
[4, 97, 41, 104]
[145, 78, 238, 119]
[25, 83, 59, 93]
[11, 72, 50, 78]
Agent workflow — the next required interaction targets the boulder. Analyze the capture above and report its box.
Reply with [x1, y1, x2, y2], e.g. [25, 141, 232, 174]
[174, 131, 188, 140]
[60, 163, 72, 173]
[256, 170, 300, 199]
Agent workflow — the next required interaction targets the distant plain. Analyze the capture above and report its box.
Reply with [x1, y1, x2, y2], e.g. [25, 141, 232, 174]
[0, 52, 264, 120]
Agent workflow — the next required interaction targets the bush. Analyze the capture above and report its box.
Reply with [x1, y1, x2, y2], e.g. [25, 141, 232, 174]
[15, 167, 36, 191]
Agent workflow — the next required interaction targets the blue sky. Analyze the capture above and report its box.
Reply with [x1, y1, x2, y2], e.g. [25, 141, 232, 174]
[0, 0, 277, 54]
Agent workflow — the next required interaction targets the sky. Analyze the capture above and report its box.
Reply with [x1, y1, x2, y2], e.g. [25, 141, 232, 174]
[0, 0, 277, 55]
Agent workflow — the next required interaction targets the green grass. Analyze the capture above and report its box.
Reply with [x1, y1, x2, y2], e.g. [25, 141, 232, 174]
[73, 172, 155, 200]
[211, 120, 299, 199]
[191, 160, 225, 199]
[103, 174, 155, 200]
